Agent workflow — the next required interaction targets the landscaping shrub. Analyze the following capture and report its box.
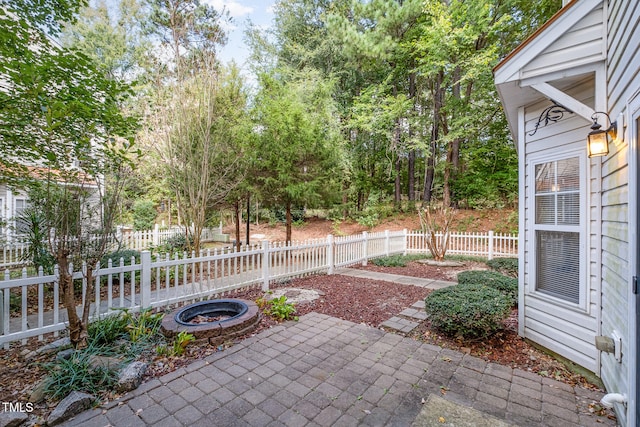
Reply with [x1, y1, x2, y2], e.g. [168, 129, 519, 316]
[132, 200, 157, 231]
[100, 249, 140, 267]
[486, 257, 518, 278]
[371, 254, 425, 267]
[424, 283, 511, 340]
[457, 270, 518, 306]
[158, 233, 193, 253]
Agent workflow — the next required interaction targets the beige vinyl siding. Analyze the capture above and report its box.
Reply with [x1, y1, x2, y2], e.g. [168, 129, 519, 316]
[522, 80, 600, 374]
[521, 5, 604, 80]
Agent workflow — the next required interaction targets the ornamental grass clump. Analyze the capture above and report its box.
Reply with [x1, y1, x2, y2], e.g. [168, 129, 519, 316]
[457, 270, 518, 306]
[424, 283, 511, 340]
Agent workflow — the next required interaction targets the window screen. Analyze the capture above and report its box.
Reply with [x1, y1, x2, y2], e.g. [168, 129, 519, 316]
[534, 157, 580, 303]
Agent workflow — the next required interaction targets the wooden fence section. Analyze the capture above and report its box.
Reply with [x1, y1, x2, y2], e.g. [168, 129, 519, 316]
[0, 230, 517, 347]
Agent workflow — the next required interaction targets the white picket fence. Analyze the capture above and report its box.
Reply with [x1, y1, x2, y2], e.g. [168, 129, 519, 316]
[0, 230, 517, 347]
[0, 225, 227, 269]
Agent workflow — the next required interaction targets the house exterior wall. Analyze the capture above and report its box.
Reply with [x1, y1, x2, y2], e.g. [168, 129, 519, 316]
[521, 5, 605, 80]
[521, 80, 601, 373]
[598, 1, 639, 424]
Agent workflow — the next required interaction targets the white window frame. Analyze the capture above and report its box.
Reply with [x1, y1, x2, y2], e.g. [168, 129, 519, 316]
[527, 148, 588, 310]
[14, 197, 29, 236]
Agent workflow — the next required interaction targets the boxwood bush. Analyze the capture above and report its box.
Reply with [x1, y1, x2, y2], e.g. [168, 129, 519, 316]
[424, 283, 511, 340]
[371, 254, 425, 267]
[457, 270, 518, 306]
[486, 257, 518, 278]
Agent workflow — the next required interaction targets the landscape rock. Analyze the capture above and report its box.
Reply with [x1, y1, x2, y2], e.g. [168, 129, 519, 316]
[89, 355, 123, 370]
[46, 391, 93, 426]
[28, 378, 48, 403]
[117, 361, 148, 392]
[34, 338, 70, 356]
[55, 349, 75, 361]
[0, 411, 28, 427]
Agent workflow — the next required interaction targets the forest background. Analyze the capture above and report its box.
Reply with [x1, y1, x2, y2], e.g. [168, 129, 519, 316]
[3, 0, 563, 250]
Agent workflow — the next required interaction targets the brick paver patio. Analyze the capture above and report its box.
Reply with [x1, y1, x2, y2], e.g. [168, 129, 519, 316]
[60, 312, 616, 427]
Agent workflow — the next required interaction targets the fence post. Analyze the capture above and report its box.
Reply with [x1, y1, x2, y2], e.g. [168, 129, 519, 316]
[488, 230, 494, 260]
[262, 240, 270, 291]
[384, 230, 390, 257]
[140, 251, 151, 308]
[403, 229, 408, 256]
[327, 234, 334, 275]
[153, 224, 160, 247]
[362, 232, 368, 266]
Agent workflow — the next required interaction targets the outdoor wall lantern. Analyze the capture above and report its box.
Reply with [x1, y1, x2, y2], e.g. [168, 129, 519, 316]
[587, 111, 617, 157]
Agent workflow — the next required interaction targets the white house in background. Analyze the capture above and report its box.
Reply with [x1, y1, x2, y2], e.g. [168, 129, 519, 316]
[0, 184, 28, 241]
[494, 0, 639, 424]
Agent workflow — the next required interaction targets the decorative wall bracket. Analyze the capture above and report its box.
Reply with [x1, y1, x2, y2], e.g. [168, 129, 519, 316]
[528, 100, 574, 136]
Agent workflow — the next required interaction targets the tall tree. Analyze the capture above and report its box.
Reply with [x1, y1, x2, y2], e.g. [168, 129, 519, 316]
[61, 0, 151, 82]
[145, 0, 229, 76]
[152, 59, 250, 253]
[251, 70, 345, 243]
[1, 0, 139, 347]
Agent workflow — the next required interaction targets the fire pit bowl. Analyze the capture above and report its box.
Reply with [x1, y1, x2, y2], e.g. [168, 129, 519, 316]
[161, 299, 260, 345]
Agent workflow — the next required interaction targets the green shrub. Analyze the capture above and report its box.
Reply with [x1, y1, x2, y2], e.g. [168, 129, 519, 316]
[132, 200, 157, 231]
[424, 283, 511, 340]
[457, 270, 518, 305]
[371, 254, 425, 267]
[158, 233, 193, 253]
[101, 249, 140, 267]
[486, 257, 518, 278]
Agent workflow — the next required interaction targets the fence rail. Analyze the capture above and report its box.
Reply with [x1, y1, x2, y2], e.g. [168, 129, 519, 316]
[0, 230, 517, 347]
[0, 225, 227, 268]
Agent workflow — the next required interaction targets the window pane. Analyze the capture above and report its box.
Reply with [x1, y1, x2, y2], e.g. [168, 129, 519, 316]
[557, 193, 580, 225]
[535, 195, 555, 224]
[556, 158, 580, 191]
[535, 163, 555, 193]
[536, 231, 580, 303]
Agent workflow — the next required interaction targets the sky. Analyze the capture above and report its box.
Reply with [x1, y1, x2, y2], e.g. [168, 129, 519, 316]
[204, 0, 276, 68]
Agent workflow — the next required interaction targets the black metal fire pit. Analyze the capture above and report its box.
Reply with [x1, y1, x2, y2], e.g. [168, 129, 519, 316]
[161, 299, 260, 346]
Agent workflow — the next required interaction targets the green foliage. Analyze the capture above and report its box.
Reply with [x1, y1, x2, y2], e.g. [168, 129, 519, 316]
[260, 295, 298, 321]
[87, 313, 129, 346]
[424, 283, 511, 340]
[16, 204, 55, 274]
[457, 270, 518, 306]
[43, 350, 117, 401]
[156, 331, 196, 357]
[132, 200, 157, 231]
[101, 249, 140, 267]
[157, 234, 193, 254]
[271, 206, 305, 223]
[486, 258, 519, 278]
[371, 254, 425, 267]
[355, 192, 394, 228]
[122, 309, 163, 343]
[172, 331, 195, 356]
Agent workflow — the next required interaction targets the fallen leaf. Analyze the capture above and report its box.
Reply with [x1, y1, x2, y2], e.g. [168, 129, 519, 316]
[439, 416, 446, 423]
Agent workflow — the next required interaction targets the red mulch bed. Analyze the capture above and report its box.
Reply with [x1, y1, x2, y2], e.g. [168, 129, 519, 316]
[0, 261, 606, 422]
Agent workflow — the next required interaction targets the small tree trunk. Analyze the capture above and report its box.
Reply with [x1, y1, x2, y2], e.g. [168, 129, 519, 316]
[246, 195, 250, 246]
[234, 199, 241, 251]
[59, 257, 87, 349]
[285, 201, 292, 244]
